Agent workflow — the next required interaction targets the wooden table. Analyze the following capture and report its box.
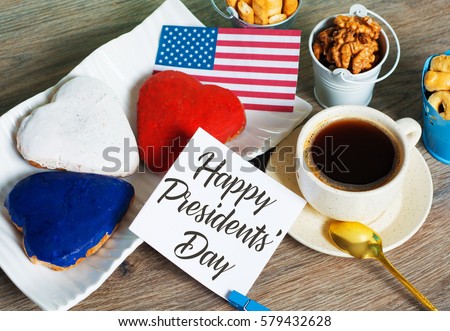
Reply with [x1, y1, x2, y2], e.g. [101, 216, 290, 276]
[0, 0, 448, 311]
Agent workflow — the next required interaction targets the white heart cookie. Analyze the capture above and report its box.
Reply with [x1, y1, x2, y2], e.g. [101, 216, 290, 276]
[17, 76, 139, 177]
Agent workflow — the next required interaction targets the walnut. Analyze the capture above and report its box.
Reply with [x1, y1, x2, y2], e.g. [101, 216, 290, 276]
[352, 39, 379, 74]
[340, 41, 365, 69]
[312, 15, 382, 74]
[313, 27, 336, 64]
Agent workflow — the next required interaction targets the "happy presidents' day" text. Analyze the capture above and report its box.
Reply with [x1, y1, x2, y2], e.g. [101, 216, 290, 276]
[156, 152, 282, 280]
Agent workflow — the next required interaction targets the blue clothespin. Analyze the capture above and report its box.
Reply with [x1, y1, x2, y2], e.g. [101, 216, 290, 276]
[228, 290, 271, 311]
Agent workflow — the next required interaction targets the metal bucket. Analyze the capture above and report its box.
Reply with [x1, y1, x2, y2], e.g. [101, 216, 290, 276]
[210, 0, 302, 29]
[308, 4, 401, 108]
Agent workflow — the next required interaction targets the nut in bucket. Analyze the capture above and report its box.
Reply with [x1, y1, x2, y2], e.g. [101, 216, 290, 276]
[313, 15, 382, 75]
[210, 0, 301, 29]
[308, 4, 401, 108]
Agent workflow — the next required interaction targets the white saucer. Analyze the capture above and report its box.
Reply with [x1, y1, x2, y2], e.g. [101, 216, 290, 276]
[265, 126, 433, 257]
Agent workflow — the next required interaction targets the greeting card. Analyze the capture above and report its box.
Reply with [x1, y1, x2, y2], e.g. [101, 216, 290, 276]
[130, 128, 305, 298]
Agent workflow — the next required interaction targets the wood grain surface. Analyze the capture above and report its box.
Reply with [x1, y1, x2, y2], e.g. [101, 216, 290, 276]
[0, 0, 449, 311]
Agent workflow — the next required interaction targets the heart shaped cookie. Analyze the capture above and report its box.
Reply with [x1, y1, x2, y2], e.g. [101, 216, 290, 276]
[17, 76, 139, 177]
[137, 70, 246, 172]
[4, 171, 134, 270]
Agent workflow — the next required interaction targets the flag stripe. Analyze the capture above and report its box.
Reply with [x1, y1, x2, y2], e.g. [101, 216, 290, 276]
[215, 52, 300, 62]
[243, 103, 295, 112]
[233, 90, 295, 100]
[217, 39, 300, 49]
[216, 45, 300, 56]
[239, 97, 295, 106]
[218, 27, 301, 37]
[190, 74, 298, 87]
[214, 57, 299, 68]
[212, 82, 297, 95]
[213, 64, 298, 75]
[217, 32, 301, 43]
[153, 65, 297, 82]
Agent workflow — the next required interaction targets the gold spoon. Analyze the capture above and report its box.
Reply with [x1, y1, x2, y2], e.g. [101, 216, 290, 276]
[328, 221, 438, 311]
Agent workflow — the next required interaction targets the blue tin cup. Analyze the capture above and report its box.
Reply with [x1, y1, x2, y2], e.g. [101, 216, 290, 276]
[422, 49, 450, 164]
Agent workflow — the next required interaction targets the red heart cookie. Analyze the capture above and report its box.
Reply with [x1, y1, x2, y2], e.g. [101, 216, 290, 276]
[137, 70, 246, 172]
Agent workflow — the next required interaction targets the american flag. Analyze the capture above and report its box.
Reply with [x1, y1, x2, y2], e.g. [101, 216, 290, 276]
[153, 25, 301, 112]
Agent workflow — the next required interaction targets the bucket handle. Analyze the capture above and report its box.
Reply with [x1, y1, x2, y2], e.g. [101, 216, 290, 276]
[210, 0, 235, 20]
[334, 4, 401, 85]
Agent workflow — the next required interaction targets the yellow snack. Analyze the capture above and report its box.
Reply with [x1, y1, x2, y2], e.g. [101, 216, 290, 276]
[424, 71, 450, 92]
[283, 0, 298, 16]
[253, 0, 283, 25]
[237, 0, 255, 24]
[430, 55, 450, 73]
[268, 13, 287, 24]
[428, 91, 450, 120]
[226, 0, 238, 7]
[230, 0, 295, 25]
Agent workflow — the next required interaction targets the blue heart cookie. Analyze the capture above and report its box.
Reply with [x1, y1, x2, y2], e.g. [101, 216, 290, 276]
[4, 171, 134, 270]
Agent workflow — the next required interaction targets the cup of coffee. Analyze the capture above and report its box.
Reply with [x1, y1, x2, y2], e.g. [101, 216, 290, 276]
[296, 105, 421, 223]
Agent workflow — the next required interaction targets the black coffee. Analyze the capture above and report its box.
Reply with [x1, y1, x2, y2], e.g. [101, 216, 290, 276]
[307, 118, 400, 191]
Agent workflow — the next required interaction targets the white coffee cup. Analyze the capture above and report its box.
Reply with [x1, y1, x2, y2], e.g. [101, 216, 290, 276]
[296, 105, 421, 223]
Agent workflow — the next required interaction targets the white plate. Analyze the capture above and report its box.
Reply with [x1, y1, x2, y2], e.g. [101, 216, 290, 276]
[266, 126, 433, 257]
[0, 0, 311, 310]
